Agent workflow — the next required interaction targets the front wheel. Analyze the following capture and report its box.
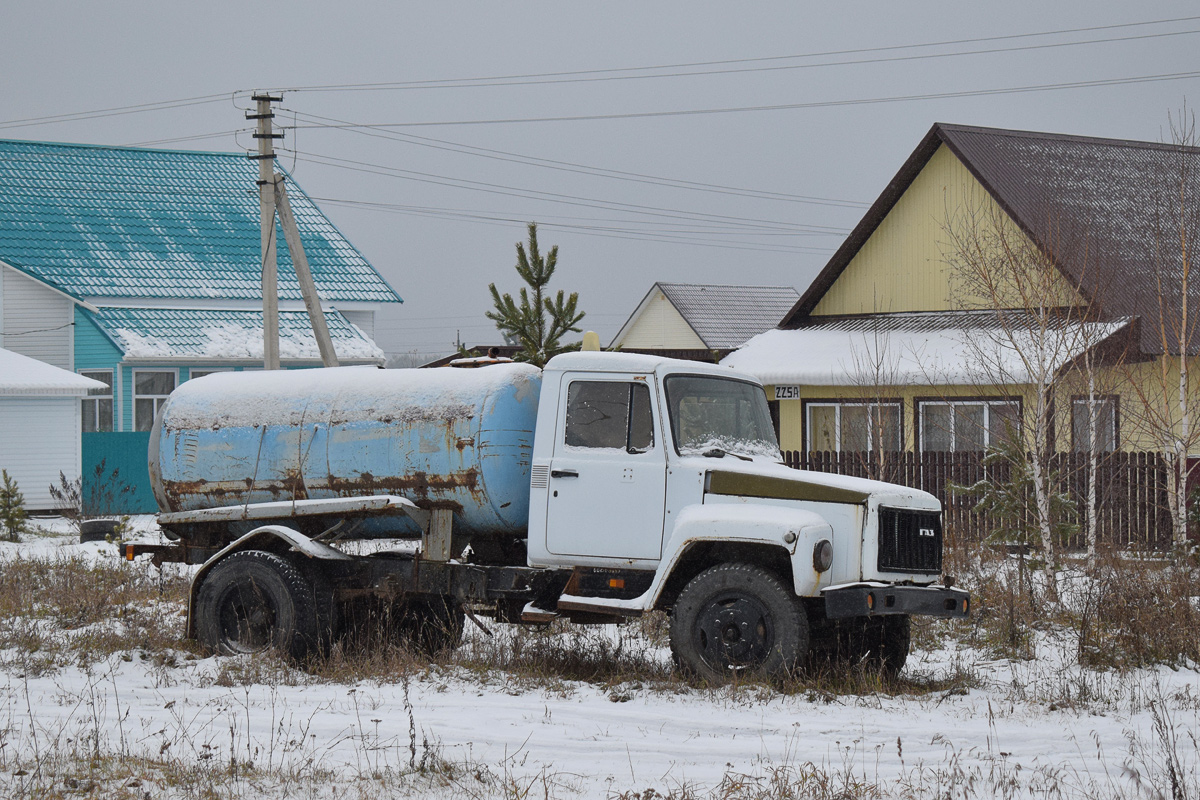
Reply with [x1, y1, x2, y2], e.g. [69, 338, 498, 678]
[195, 550, 326, 661]
[669, 563, 807, 682]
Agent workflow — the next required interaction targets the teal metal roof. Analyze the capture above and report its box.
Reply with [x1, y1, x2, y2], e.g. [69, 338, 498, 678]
[84, 307, 384, 361]
[0, 139, 401, 304]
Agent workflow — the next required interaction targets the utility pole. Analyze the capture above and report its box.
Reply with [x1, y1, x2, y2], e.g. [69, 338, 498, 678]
[248, 92, 283, 370]
[273, 174, 338, 367]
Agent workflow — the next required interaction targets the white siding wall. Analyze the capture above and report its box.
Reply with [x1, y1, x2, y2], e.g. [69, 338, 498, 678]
[0, 396, 80, 510]
[340, 309, 375, 341]
[1, 266, 73, 369]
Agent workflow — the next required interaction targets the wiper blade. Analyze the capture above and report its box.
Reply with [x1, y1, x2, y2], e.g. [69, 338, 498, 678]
[702, 447, 751, 462]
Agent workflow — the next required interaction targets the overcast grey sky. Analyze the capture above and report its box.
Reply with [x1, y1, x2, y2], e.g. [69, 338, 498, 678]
[4, 1, 1199, 361]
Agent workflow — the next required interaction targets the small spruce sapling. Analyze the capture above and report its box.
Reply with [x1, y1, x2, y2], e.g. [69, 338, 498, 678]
[0, 469, 28, 542]
[486, 222, 585, 367]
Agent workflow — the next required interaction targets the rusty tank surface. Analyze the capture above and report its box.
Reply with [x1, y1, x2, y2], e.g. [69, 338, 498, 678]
[148, 363, 542, 537]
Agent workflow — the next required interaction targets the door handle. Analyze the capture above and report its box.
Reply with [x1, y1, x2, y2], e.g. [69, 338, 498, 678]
[551, 469, 579, 478]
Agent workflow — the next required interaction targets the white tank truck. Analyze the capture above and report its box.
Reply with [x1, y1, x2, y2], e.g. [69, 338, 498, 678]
[129, 351, 968, 680]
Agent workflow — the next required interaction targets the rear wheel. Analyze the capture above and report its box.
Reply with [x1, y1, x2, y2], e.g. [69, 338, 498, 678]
[195, 550, 325, 661]
[396, 595, 465, 654]
[670, 563, 807, 682]
[861, 615, 910, 678]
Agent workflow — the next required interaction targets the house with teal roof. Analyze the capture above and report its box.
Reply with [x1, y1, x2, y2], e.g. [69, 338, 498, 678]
[0, 139, 402, 510]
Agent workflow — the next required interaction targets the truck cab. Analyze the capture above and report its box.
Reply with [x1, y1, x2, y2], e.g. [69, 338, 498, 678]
[524, 353, 964, 678]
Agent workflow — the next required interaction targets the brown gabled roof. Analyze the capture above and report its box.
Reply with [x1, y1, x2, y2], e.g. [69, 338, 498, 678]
[783, 123, 1200, 354]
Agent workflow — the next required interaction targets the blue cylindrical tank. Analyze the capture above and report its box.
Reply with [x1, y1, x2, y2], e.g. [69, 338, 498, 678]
[149, 364, 542, 536]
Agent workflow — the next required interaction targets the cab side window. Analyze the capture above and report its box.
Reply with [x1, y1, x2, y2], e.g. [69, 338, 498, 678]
[565, 381, 654, 451]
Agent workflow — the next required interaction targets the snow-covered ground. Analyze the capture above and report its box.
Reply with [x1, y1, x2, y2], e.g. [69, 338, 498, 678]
[1, 522, 1197, 799]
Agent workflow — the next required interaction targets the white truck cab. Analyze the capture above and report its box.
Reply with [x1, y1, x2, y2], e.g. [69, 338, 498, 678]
[525, 352, 965, 678]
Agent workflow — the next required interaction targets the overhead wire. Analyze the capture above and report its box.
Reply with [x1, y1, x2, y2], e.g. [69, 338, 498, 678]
[276, 15, 1200, 92]
[286, 69, 1200, 128]
[282, 109, 866, 208]
[282, 148, 848, 235]
[313, 196, 835, 255]
[0, 93, 234, 131]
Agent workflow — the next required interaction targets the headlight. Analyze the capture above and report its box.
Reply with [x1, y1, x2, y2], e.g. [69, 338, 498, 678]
[813, 539, 833, 572]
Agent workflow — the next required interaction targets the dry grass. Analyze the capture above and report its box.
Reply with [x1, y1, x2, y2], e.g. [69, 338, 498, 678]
[3, 541, 1200, 798]
[1071, 550, 1200, 669]
[0, 551, 194, 674]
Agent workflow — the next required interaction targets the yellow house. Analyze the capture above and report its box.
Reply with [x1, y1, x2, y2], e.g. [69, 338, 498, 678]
[724, 123, 1200, 459]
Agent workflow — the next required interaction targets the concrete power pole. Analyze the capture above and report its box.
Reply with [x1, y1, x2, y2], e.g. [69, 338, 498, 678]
[273, 174, 339, 367]
[248, 92, 283, 370]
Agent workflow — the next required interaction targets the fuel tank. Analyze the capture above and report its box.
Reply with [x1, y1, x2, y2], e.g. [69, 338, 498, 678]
[149, 363, 542, 536]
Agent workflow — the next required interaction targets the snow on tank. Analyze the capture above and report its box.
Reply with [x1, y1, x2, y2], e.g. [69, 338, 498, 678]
[149, 363, 542, 537]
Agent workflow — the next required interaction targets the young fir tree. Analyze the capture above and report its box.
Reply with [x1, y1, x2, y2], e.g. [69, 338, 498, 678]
[487, 223, 585, 367]
[0, 469, 27, 542]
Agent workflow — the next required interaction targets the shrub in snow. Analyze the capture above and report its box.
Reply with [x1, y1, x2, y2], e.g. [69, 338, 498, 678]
[0, 469, 27, 542]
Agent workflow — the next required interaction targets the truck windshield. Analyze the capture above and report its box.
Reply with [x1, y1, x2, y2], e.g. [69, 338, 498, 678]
[663, 375, 780, 459]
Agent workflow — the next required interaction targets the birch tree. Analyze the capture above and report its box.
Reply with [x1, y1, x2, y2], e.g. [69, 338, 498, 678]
[942, 203, 1114, 592]
[1118, 113, 1200, 556]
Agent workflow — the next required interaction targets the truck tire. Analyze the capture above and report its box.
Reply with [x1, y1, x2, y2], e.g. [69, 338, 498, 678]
[398, 596, 465, 655]
[195, 550, 324, 661]
[863, 615, 911, 678]
[808, 614, 910, 678]
[670, 563, 808, 682]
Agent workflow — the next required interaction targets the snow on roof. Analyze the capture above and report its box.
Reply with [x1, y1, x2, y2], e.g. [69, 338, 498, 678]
[547, 350, 742, 378]
[0, 139, 401, 304]
[87, 307, 385, 362]
[657, 283, 799, 348]
[0, 348, 107, 395]
[722, 315, 1130, 386]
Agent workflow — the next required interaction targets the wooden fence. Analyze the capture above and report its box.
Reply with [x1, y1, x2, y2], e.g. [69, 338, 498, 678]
[781, 450, 1176, 551]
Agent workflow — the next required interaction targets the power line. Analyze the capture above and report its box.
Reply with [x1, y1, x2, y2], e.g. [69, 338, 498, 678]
[285, 149, 848, 234]
[123, 130, 243, 147]
[0, 93, 234, 132]
[285, 28, 1200, 92]
[284, 109, 867, 208]
[276, 15, 1200, 92]
[315, 197, 836, 255]
[287, 70, 1200, 129]
[316, 196, 836, 238]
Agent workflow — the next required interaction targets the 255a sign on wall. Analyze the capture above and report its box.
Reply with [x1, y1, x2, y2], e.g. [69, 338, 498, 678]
[773, 385, 801, 401]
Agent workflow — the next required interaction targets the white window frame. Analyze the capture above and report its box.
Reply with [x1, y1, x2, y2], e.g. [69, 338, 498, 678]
[79, 369, 114, 433]
[805, 401, 902, 453]
[132, 369, 177, 432]
[1072, 396, 1118, 453]
[918, 399, 1020, 453]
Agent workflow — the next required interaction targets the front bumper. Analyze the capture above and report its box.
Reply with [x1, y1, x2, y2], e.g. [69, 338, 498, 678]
[822, 583, 969, 619]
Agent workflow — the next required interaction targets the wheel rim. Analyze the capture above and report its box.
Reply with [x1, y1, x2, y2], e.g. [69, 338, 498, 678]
[216, 581, 276, 654]
[694, 591, 775, 672]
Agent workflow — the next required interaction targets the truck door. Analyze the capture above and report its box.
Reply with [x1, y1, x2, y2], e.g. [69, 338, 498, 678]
[545, 375, 667, 560]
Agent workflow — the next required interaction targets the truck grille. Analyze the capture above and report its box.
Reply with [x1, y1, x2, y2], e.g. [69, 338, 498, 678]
[877, 508, 942, 574]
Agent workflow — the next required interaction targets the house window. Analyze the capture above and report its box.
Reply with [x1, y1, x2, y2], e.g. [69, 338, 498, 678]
[80, 370, 114, 432]
[133, 370, 176, 431]
[564, 381, 654, 451]
[806, 402, 901, 452]
[189, 368, 230, 380]
[919, 399, 1020, 452]
[1072, 396, 1118, 452]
